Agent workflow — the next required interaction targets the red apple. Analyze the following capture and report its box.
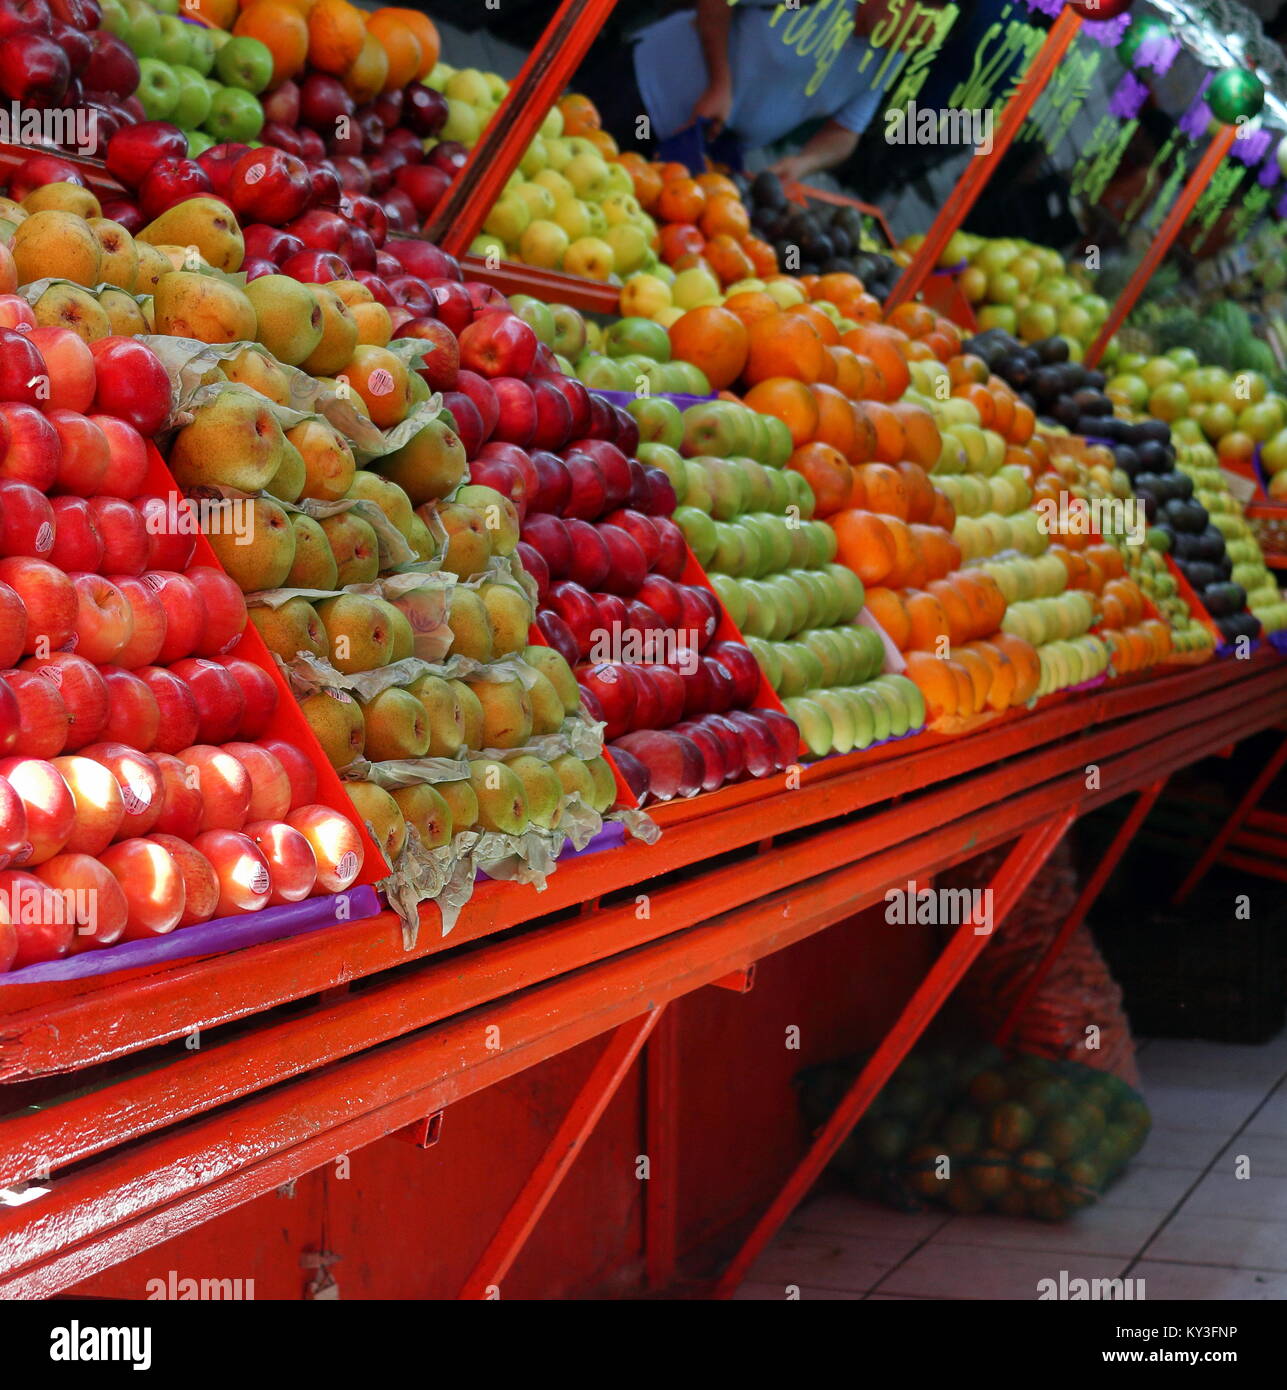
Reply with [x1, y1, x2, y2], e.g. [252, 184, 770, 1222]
[707, 641, 761, 706]
[579, 662, 636, 739]
[391, 239, 459, 281]
[607, 742, 649, 802]
[529, 378, 573, 451]
[546, 581, 600, 658]
[0, 401, 59, 488]
[138, 497, 197, 572]
[0, 582, 23, 668]
[0, 556, 76, 651]
[222, 740, 291, 822]
[24, 326, 94, 412]
[643, 467, 678, 517]
[88, 337, 171, 435]
[177, 744, 251, 831]
[68, 572, 133, 665]
[18, 652, 107, 750]
[548, 377, 592, 440]
[537, 609, 579, 667]
[458, 310, 538, 380]
[146, 832, 219, 926]
[597, 524, 648, 597]
[105, 121, 187, 189]
[528, 451, 571, 514]
[560, 452, 608, 521]
[134, 666, 200, 754]
[679, 585, 720, 651]
[35, 851, 128, 951]
[700, 655, 737, 713]
[280, 249, 352, 283]
[49, 753, 124, 855]
[757, 709, 800, 770]
[567, 438, 632, 510]
[243, 818, 317, 904]
[85, 498, 146, 576]
[0, 32, 69, 109]
[145, 570, 206, 664]
[191, 828, 271, 915]
[0, 869, 72, 964]
[614, 729, 703, 800]
[394, 162, 451, 216]
[149, 752, 204, 841]
[4, 669, 67, 758]
[0, 673, 15, 752]
[185, 566, 247, 658]
[515, 541, 549, 601]
[139, 156, 212, 220]
[169, 658, 245, 744]
[563, 518, 610, 590]
[648, 663, 687, 727]
[48, 497, 102, 573]
[98, 836, 184, 938]
[402, 83, 448, 138]
[262, 736, 318, 810]
[489, 377, 538, 448]
[0, 897, 13, 972]
[720, 710, 777, 777]
[0, 481, 55, 558]
[0, 776, 26, 870]
[78, 740, 162, 839]
[98, 666, 160, 749]
[439, 391, 484, 458]
[401, 317, 459, 391]
[285, 803, 363, 892]
[0, 295, 35, 333]
[673, 719, 730, 790]
[88, 416, 149, 498]
[426, 278, 472, 334]
[218, 657, 277, 738]
[652, 517, 688, 579]
[107, 575, 167, 670]
[0, 755, 74, 864]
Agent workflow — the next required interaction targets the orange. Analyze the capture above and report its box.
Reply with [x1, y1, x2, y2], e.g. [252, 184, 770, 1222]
[1104, 578, 1143, 624]
[928, 488, 955, 533]
[840, 324, 910, 400]
[1139, 619, 1171, 661]
[366, 10, 422, 90]
[970, 640, 1017, 711]
[234, 0, 309, 85]
[993, 633, 1040, 703]
[657, 160, 690, 183]
[828, 345, 866, 399]
[813, 271, 864, 306]
[831, 510, 895, 585]
[955, 381, 996, 429]
[307, 0, 365, 73]
[722, 291, 781, 330]
[343, 29, 389, 103]
[667, 306, 749, 391]
[927, 580, 973, 646]
[742, 235, 778, 277]
[621, 155, 663, 210]
[657, 178, 707, 224]
[701, 195, 750, 240]
[696, 172, 740, 200]
[897, 462, 936, 523]
[953, 645, 992, 710]
[383, 7, 439, 77]
[671, 251, 714, 276]
[1081, 556, 1105, 595]
[786, 302, 840, 346]
[585, 129, 620, 158]
[892, 402, 940, 467]
[1087, 544, 1125, 580]
[857, 401, 906, 465]
[743, 314, 828, 385]
[788, 442, 853, 517]
[743, 377, 819, 446]
[888, 301, 937, 338]
[559, 93, 601, 131]
[658, 223, 705, 264]
[988, 380, 1016, 438]
[1011, 399, 1035, 444]
[810, 383, 859, 461]
[1098, 592, 1125, 629]
[855, 462, 909, 520]
[914, 524, 956, 581]
[904, 340, 936, 362]
[704, 233, 755, 286]
[849, 293, 883, 322]
[880, 515, 922, 589]
[864, 586, 910, 649]
[904, 651, 959, 719]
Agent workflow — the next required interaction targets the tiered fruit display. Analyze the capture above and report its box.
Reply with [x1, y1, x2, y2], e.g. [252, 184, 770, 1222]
[665, 397, 924, 754]
[0, 330, 366, 972]
[937, 232, 1110, 359]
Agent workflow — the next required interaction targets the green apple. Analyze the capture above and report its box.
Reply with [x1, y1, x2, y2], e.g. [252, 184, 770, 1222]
[125, 0, 162, 58]
[628, 396, 684, 449]
[636, 441, 686, 498]
[681, 458, 713, 512]
[155, 13, 191, 66]
[215, 34, 274, 93]
[171, 65, 213, 130]
[547, 302, 586, 358]
[204, 86, 265, 142]
[99, 0, 129, 38]
[674, 506, 717, 566]
[483, 190, 532, 246]
[576, 354, 631, 391]
[783, 695, 833, 757]
[709, 573, 746, 630]
[812, 691, 856, 754]
[186, 25, 216, 77]
[604, 316, 671, 362]
[837, 689, 877, 749]
[507, 294, 556, 346]
[136, 58, 180, 120]
[185, 128, 215, 158]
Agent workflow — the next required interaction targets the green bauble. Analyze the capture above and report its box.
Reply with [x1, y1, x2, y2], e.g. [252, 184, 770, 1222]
[1116, 14, 1168, 68]
[1207, 69, 1265, 124]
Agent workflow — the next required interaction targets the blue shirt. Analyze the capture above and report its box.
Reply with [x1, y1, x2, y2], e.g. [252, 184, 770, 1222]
[633, 1, 893, 150]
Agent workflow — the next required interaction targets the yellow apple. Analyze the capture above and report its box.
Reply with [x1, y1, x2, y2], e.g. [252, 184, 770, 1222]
[564, 236, 615, 281]
[620, 273, 672, 318]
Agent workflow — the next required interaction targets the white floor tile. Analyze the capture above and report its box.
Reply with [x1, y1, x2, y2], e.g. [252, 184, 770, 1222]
[1245, 1087, 1287, 1139]
[1134, 1126, 1234, 1170]
[1140, 1086, 1265, 1133]
[1128, 1261, 1287, 1300]
[931, 1205, 1163, 1259]
[1208, 1134, 1287, 1178]
[1144, 1212, 1287, 1270]
[875, 1244, 1127, 1300]
[788, 1192, 949, 1243]
[1180, 1171, 1287, 1221]
[745, 1231, 911, 1294]
[1139, 1039, 1287, 1087]
[1102, 1162, 1203, 1210]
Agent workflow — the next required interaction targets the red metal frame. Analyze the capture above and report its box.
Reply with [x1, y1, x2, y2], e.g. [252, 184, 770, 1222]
[425, 0, 620, 256]
[1086, 124, 1238, 368]
[885, 6, 1083, 311]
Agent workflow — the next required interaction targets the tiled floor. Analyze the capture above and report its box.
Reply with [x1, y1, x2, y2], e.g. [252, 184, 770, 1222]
[736, 1032, 1287, 1300]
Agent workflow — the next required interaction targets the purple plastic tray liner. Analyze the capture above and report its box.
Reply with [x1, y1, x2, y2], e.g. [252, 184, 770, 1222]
[0, 885, 382, 985]
[1269, 631, 1287, 656]
[591, 387, 718, 410]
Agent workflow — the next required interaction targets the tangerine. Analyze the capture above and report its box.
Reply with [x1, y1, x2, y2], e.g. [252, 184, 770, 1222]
[743, 314, 828, 385]
[743, 377, 819, 446]
[789, 441, 853, 517]
[668, 306, 749, 390]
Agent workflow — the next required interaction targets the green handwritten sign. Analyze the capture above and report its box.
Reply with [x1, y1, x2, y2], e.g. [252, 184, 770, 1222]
[947, 5, 1046, 112]
[1023, 46, 1101, 154]
[1070, 115, 1139, 204]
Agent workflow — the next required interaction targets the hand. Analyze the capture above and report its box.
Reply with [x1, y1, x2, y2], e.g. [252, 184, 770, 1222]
[769, 154, 809, 183]
[691, 78, 733, 136]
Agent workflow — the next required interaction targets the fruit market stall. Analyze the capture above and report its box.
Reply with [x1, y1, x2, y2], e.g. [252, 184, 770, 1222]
[1, 0, 1286, 1303]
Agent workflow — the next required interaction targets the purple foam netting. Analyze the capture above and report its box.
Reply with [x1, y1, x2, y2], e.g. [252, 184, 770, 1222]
[0, 886, 383, 985]
[592, 387, 718, 411]
[1268, 631, 1287, 655]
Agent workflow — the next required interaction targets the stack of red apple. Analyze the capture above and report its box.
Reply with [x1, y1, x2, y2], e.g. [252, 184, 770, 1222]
[0, 0, 143, 163]
[0, 326, 365, 975]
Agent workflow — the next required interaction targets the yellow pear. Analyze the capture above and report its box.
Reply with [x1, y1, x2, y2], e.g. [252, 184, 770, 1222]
[139, 197, 245, 273]
[153, 271, 256, 344]
[13, 211, 101, 286]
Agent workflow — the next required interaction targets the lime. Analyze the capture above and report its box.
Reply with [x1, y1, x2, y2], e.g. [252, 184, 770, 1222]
[988, 1101, 1037, 1153]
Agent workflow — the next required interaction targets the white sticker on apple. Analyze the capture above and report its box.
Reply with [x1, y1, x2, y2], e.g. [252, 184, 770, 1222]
[250, 863, 271, 894]
[336, 851, 359, 884]
[35, 522, 54, 553]
[122, 783, 152, 814]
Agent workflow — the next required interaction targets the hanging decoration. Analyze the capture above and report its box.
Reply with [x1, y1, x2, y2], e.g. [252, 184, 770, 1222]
[1066, 0, 1135, 19]
[1206, 68, 1266, 124]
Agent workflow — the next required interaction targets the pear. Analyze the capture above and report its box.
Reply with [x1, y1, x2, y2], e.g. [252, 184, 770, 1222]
[319, 511, 379, 586]
[204, 496, 296, 593]
[169, 392, 286, 492]
[221, 347, 293, 406]
[22, 182, 101, 218]
[98, 287, 148, 336]
[266, 439, 307, 504]
[467, 758, 529, 835]
[29, 284, 110, 342]
[249, 597, 327, 661]
[140, 196, 245, 272]
[301, 288, 358, 376]
[480, 580, 532, 656]
[345, 781, 407, 862]
[405, 674, 466, 757]
[374, 418, 466, 504]
[13, 211, 101, 285]
[153, 270, 256, 344]
[0, 197, 26, 224]
[406, 515, 439, 564]
[133, 241, 173, 295]
[432, 777, 478, 832]
[585, 756, 618, 813]
[527, 670, 564, 735]
[315, 593, 396, 674]
[361, 687, 430, 760]
[345, 471, 416, 538]
[373, 596, 414, 663]
[446, 587, 494, 663]
[503, 754, 562, 830]
[522, 645, 580, 713]
[391, 783, 453, 849]
[287, 418, 355, 502]
[465, 676, 533, 749]
[450, 679, 485, 749]
[88, 218, 139, 289]
[246, 275, 323, 366]
[433, 500, 492, 579]
[329, 279, 374, 307]
[284, 514, 339, 590]
[550, 753, 597, 806]
[455, 484, 519, 556]
[300, 689, 365, 768]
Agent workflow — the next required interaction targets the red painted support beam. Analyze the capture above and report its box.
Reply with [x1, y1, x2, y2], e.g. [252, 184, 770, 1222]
[644, 1007, 680, 1290]
[885, 6, 1082, 310]
[709, 813, 1074, 1297]
[458, 1009, 661, 1299]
